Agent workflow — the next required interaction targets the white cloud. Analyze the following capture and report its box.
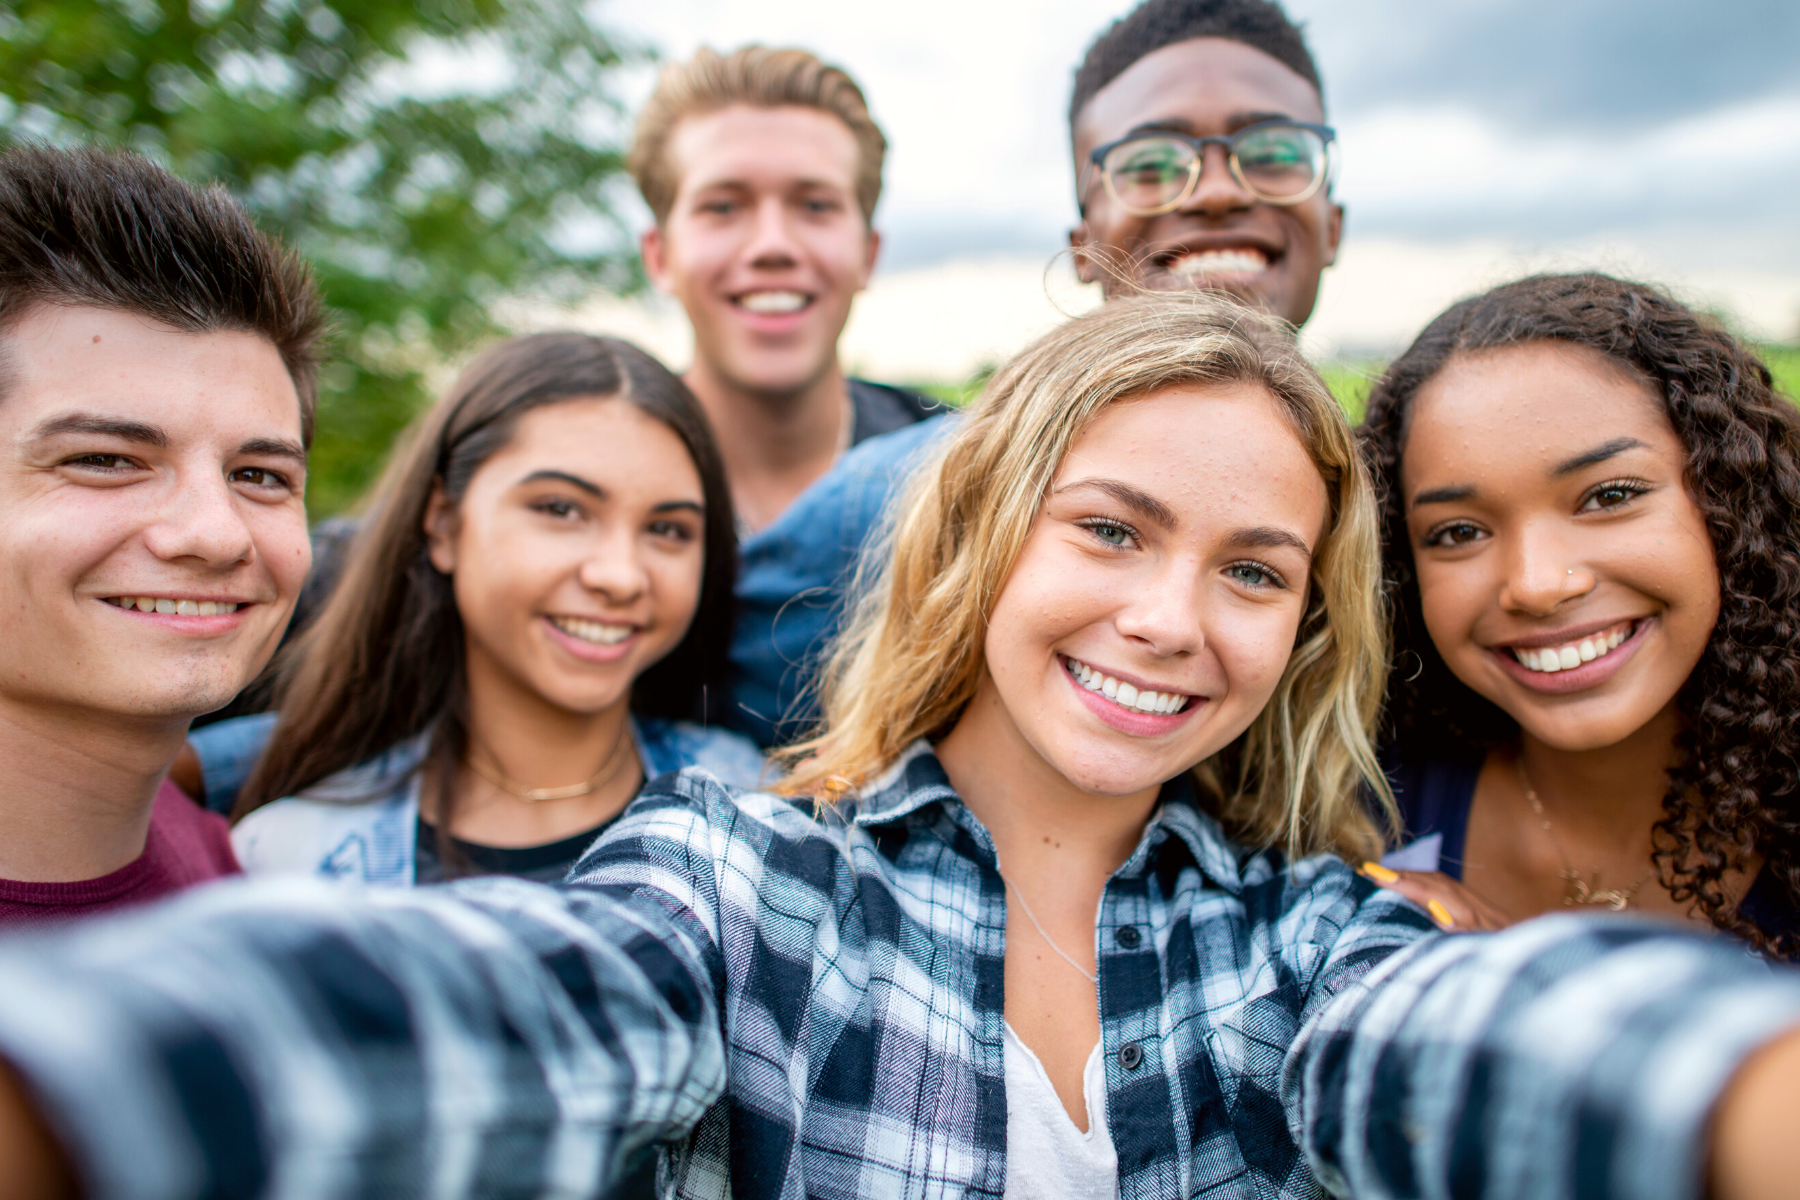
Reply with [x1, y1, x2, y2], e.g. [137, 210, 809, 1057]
[580, 0, 1800, 370]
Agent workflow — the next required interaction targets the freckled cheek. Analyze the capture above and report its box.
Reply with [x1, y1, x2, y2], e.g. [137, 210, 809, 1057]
[1210, 613, 1302, 702]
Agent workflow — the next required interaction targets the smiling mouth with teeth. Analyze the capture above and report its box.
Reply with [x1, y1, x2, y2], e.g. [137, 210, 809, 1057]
[1167, 249, 1270, 279]
[1064, 655, 1191, 715]
[550, 615, 634, 646]
[1509, 621, 1636, 674]
[103, 596, 240, 616]
[736, 290, 811, 315]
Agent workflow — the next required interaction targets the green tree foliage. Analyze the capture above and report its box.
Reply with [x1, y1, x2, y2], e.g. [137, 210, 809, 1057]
[0, 0, 640, 514]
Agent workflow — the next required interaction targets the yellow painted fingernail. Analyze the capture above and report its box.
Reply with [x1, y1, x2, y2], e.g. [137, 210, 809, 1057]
[1361, 861, 1399, 884]
[1427, 899, 1455, 929]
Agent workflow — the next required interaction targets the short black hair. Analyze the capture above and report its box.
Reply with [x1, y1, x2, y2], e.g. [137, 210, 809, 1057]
[0, 145, 327, 442]
[1070, 0, 1322, 130]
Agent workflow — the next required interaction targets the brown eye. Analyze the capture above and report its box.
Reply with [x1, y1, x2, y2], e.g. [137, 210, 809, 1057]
[1583, 483, 1646, 512]
[1426, 520, 1486, 548]
[532, 498, 580, 519]
[230, 467, 288, 488]
[70, 454, 136, 471]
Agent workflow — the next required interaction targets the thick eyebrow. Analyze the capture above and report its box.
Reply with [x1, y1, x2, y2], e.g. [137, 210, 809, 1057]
[520, 470, 704, 515]
[520, 469, 604, 497]
[1551, 437, 1648, 478]
[29, 413, 168, 446]
[1125, 110, 1295, 138]
[1223, 525, 1313, 558]
[1056, 478, 1178, 530]
[238, 437, 306, 464]
[1410, 484, 1476, 509]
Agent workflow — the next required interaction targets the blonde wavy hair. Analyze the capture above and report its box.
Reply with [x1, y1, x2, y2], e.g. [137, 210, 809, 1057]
[784, 293, 1395, 861]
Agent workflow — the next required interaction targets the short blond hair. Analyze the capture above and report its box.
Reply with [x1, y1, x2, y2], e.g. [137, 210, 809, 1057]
[628, 45, 887, 225]
[784, 294, 1396, 862]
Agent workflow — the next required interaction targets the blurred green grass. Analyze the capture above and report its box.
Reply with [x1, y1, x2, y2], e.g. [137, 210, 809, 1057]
[914, 342, 1800, 424]
[1315, 344, 1800, 423]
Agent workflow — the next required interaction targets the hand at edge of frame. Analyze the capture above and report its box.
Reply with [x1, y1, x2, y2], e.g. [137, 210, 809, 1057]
[1712, 1024, 1800, 1200]
[0, 1057, 77, 1200]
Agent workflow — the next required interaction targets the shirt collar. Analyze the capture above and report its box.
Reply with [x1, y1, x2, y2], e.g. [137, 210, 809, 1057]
[850, 740, 1251, 895]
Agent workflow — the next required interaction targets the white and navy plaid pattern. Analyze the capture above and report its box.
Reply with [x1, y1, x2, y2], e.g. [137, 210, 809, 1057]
[0, 742, 1795, 1200]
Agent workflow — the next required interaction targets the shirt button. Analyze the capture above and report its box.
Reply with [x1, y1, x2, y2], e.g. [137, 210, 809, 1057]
[1114, 925, 1141, 949]
[1118, 1042, 1143, 1070]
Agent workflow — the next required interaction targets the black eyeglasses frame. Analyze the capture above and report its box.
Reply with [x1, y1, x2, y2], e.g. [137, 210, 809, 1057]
[1085, 119, 1338, 214]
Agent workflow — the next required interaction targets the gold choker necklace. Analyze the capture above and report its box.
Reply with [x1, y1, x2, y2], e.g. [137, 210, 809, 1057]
[467, 726, 635, 803]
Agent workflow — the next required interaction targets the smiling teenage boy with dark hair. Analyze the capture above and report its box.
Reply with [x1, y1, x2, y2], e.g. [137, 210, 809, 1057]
[0, 146, 321, 922]
[1069, 0, 1342, 329]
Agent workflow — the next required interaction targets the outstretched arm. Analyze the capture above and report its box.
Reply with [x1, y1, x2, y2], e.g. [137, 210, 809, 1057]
[1289, 913, 1800, 1200]
[0, 1058, 74, 1200]
[1710, 1025, 1800, 1200]
[0, 872, 726, 1200]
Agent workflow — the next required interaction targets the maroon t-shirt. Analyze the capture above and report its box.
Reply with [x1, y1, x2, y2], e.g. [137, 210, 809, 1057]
[0, 780, 240, 926]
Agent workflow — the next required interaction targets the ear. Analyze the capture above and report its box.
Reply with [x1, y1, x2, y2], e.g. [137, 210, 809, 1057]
[422, 482, 460, 574]
[855, 225, 881, 291]
[1069, 221, 1100, 285]
[1322, 201, 1344, 269]
[641, 225, 673, 294]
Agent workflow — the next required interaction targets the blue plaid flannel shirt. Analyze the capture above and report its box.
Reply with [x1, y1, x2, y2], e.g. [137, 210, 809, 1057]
[0, 742, 1797, 1200]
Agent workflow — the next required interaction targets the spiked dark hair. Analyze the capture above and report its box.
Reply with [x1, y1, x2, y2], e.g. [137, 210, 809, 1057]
[0, 145, 326, 442]
[1070, 0, 1322, 130]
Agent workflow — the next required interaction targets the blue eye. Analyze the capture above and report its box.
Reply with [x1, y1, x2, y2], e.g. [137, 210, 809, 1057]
[1228, 561, 1284, 589]
[1089, 521, 1132, 546]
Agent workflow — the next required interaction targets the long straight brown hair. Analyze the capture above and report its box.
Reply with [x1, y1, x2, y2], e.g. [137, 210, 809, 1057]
[234, 333, 736, 829]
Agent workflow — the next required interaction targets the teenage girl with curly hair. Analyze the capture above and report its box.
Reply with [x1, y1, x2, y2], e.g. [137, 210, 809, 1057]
[1359, 273, 1800, 957]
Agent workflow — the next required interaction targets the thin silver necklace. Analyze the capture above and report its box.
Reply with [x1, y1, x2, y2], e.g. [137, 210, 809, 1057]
[1001, 872, 1098, 986]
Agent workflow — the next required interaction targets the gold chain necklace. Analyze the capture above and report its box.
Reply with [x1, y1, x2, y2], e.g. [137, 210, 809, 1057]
[466, 723, 636, 804]
[1515, 757, 1654, 910]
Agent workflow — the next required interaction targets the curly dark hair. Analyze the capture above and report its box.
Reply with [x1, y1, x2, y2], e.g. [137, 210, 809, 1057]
[1362, 273, 1800, 958]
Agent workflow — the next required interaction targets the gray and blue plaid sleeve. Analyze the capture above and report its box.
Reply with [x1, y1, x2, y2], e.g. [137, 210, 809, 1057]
[0, 869, 727, 1200]
[1289, 913, 1800, 1200]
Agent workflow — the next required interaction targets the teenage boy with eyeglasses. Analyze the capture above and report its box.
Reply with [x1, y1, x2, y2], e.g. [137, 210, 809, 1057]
[0, 146, 321, 924]
[1069, 0, 1342, 329]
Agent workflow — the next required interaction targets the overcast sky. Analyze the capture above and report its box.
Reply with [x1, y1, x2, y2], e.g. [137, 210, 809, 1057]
[573, 0, 1798, 361]
[599, 0, 1799, 267]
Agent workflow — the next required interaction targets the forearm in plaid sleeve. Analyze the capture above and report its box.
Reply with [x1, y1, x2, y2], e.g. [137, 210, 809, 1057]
[1287, 914, 1800, 1200]
[0, 873, 728, 1200]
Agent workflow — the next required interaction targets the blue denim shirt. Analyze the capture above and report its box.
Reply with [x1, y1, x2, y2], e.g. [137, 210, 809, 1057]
[724, 415, 952, 746]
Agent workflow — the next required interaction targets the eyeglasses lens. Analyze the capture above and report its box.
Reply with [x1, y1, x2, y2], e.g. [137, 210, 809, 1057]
[1102, 139, 1195, 213]
[1101, 125, 1327, 212]
[1233, 125, 1327, 201]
